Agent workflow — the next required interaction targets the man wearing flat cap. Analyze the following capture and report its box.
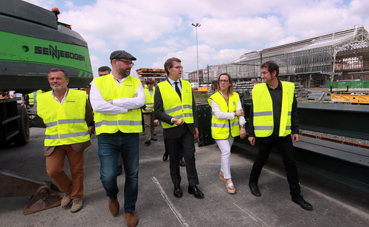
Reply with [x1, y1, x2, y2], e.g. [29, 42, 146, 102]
[90, 50, 145, 227]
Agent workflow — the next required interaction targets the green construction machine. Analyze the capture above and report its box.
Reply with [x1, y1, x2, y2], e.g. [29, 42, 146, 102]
[0, 0, 93, 214]
[0, 0, 93, 146]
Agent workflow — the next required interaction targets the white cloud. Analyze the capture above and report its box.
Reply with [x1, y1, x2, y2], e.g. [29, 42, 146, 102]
[142, 46, 172, 54]
[65, 1, 74, 8]
[22, 0, 369, 74]
[283, 0, 368, 38]
[270, 36, 300, 48]
[198, 16, 284, 46]
[89, 55, 104, 77]
[23, 0, 55, 9]
[213, 49, 249, 62]
[348, 0, 369, 18]
[152, 45, 249, 71]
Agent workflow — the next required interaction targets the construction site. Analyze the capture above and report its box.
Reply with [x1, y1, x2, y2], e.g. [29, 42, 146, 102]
[1, 1, 369, 226]
[188, 26, 369, 102]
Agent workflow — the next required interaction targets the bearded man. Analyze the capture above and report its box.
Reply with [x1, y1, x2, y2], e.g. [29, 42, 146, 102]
[90, 50, 145, 227]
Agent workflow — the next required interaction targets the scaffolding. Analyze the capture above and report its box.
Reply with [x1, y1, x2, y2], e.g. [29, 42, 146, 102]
[218, 26, 369, 85]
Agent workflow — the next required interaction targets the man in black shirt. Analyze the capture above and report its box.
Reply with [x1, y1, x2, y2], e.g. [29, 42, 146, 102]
[247, 61, 313, 211]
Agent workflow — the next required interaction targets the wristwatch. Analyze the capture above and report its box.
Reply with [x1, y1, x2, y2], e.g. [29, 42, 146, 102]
[241, 124, 246, 128]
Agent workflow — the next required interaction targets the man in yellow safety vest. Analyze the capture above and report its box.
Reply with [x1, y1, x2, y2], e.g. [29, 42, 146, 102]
[141, 78, 159, 145]
[90, 50, 145, 227]
[154, 57, 204, 199]
[37, 68, 93, 213]
[247, 61, 313, 211]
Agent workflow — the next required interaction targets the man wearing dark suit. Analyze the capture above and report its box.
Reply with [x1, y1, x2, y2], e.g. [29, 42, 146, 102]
[154, 57, 204, 199]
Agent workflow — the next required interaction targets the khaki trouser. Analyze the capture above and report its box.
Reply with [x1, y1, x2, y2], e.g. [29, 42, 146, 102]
[46, 145, 84, 200]
[143, 112, 155, 140]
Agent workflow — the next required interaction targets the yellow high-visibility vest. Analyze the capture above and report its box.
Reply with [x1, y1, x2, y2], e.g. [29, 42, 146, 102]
[28, 92, 35, 105]
[208, 91, 240, 140]
[252, 81, 294, 137]
[142, 88, 155, 113]
[36, 90, 43, 96]
[37, 90, 89, 146]
[157, 80, 193, 129]
[93, 74, 142, 135]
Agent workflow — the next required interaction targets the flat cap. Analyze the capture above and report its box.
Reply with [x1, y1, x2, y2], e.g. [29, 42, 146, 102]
[110, 50, 137, 61]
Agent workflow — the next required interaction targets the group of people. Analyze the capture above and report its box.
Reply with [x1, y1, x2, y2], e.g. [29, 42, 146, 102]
[36, 50, 312, 227]
[1, 90, 36, 109]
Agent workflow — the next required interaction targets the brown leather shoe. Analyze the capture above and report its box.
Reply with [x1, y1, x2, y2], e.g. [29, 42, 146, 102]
[125, 211, 138, 227]
[108, 198, 119, 217]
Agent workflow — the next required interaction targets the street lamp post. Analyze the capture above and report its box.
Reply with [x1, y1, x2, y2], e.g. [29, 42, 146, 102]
[192, 23, 201, 89]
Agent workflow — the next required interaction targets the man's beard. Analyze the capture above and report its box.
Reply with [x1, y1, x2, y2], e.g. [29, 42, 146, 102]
[51, 83, 66, 91]
[117, 66, 130, 78]
[119, 71, 129, 78]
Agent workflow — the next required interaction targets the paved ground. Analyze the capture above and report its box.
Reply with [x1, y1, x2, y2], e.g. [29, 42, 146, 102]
[1, 127, 369, 227]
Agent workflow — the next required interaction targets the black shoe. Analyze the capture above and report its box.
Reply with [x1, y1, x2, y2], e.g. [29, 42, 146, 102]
[179, 159, 186, 167]
[249, 182, 261, 197]
[292, 195, 313, 211]
[173, 184, 182, 198]
[117, 165, 123, 176]
[188, 185, 204, 199]
[162, 153, 168, 162]
[151, 137, 158, 141]
[145, 140, 151, 146]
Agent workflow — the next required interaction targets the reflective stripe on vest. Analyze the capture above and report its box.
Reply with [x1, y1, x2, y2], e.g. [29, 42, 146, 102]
[45, 131, 89, 140]
[45, 118, 85, 127]
[142, 88, 155, 113]
[158, 80, 194, 129]
[95, 120, 142, 127]
[93, 75, 142, 135]
[208, 91, 240, 140]
[252, 81, 294, 137]
[28, 93, 35, 105]
[37, 90, 89, 146]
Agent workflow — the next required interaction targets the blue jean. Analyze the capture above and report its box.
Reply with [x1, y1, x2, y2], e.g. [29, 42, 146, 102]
[97, 132, 139, 212]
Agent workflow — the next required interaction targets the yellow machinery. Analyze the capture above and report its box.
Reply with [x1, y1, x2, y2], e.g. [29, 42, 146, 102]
[331, 93, 369, 104]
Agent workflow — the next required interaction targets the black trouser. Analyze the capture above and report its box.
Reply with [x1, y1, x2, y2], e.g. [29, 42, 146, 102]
[165, 126, 199, 186]
[249, 134, 301, 196]
[164, 140, 183, 160]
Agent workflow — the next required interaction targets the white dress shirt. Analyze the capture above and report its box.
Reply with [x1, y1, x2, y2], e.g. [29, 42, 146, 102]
[52, 88, 69, 105]
[90, 73, 145, 115]
[210, 91, 246, 126]
[167, 77, 182, 92]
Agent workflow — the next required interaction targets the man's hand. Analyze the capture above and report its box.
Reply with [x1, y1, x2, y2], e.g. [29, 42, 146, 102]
[88, 126, 95, 136]
[133, 93, 138, 98]
[146, 107, 152, 111]
[240, 127, 246, 139]
[194, 127, 199, 139]
[236, 108, 244, 117]
[107, 100, 113, 104]
[172, 118, 184, 126]
[154, 119, 160, 126]
[292, 134, 299, 142]
[248, 136, 255, 146]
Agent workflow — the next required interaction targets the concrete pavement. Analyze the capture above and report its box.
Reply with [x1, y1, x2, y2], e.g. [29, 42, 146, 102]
[0, 127, 368, 226]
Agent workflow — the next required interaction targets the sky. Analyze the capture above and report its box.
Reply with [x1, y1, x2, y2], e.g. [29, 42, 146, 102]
[24, 0, 369, 78]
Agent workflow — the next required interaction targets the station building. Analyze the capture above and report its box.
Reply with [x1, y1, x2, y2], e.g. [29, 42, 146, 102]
[191, 26, 369, 88]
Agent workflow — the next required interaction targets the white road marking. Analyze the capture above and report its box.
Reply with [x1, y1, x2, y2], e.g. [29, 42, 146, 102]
[151, 177, 189, 227]
[202, 176, 270, 227]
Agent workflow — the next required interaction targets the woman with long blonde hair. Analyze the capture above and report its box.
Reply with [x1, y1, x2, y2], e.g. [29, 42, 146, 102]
[208, 73, 246, 194]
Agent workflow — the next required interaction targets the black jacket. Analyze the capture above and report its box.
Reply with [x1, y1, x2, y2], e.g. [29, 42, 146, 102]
[154, 80, 198, 139]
